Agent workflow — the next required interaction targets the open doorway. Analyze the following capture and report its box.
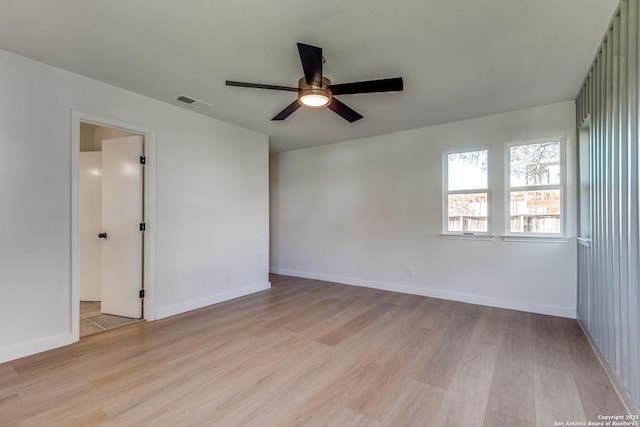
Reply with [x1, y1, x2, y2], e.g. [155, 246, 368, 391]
[71, 112, 156, 340]
[79, 123, 143, 336]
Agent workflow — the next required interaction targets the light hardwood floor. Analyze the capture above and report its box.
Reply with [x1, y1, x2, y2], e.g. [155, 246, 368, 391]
[0, 275, 627, 426]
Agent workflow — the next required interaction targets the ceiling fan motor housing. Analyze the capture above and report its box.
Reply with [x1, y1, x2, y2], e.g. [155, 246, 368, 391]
[298, 77, 332, 107]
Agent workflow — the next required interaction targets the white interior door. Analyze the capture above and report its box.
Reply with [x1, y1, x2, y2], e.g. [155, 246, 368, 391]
[100, 136, 143, 318]
[79, 152, 102, 301]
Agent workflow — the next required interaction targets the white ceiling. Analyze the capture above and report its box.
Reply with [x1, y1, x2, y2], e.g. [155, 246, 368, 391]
[0, 1, 619, 152]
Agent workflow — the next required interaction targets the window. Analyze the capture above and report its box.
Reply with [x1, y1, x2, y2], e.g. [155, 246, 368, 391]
[444, 149, 489, 233]
[507, 138, 564, 234]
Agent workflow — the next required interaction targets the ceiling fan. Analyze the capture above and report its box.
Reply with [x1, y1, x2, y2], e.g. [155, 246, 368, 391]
[226, 43, 403, 123]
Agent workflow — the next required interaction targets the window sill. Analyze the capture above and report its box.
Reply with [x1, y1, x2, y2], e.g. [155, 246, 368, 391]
[440, 233, 495, 241]
[501, 235, 571, 244]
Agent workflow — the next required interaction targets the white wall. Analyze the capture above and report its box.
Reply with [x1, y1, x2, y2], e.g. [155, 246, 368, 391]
[270, 101, 577, 318]
[0, 49, 270, 362]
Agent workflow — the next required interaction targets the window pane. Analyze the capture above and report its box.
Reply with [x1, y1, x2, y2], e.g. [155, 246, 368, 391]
[509, 190, 561, 233]
[509, 141, 560, 187]
[447, 192, 488, 232]
[447, 150, 488, 191]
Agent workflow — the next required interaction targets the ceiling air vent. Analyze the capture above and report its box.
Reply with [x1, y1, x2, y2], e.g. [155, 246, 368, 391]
[173, 94, 213, 109]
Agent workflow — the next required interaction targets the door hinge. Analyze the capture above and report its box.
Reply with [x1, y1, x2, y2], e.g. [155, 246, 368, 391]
[140, 155, 146, 165]
[139, 289, 145, 298]
[140, 222, 146, 231]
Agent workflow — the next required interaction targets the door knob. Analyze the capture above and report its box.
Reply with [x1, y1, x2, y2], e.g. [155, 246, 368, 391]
[98, 232, 108, 239]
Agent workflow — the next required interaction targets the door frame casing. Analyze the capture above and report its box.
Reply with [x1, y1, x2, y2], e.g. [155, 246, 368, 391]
[71, 111, 157, 341]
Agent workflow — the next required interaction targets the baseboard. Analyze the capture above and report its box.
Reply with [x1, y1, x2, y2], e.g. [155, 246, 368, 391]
[577, 318, 640, 415]
[270, 268, 576, 319]
[155, 281, 271, 320]
[0, 332, 76, 364]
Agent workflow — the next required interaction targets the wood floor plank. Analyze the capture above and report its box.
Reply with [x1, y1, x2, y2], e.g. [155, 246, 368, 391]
[530, 313, 573, 344]
[487, 363, 536, 424]
[413, 297, 446, 328]
[430, 343, 498, 427]
[316, 305, 388, 346]
[0, 365, 18, 399]
[335, 308, 425, 366]
[245, 296, 338, 336]
[284, 298, 352, 333]
[346, 359, 409, 420]
[532, 334, 573, 371]
[22, 404, 112, 427]
[109, 330, 298, 423]
[484, 410, 535, 427]
[533, 364, 587, 426]
[470, 308, 507, 347]
[287, 402, 378, 427]
[430, 375, 491, 427]
[415, 310, 481, 388]
[289, 358, 380, 423]
[218, 346, 341, 426]
[380, 379, 446, 427]
[498, 326, 534, 369]
[0, 274, 626, 425]
[483, 306, 531, 332]
[0, 393, 32, 425]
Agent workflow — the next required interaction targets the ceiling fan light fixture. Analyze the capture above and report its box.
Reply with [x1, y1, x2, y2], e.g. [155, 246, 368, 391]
[299, 92, 330, 107]
[298, 76, 332, 108]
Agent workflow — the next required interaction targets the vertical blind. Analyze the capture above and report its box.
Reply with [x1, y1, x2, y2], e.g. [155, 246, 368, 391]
[575, 0, 640, 411]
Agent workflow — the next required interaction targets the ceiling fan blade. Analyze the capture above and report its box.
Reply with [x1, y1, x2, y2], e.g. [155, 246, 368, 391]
[329, 77, 404, 95]
[327, 98, 363, 123]
[226, 80, 298, 92]
[297, 43, 323, 86]
[272, 100, 301, 121]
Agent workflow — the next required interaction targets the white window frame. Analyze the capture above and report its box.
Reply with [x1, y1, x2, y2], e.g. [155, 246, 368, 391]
[505, 136, 566, 237]
[442, 147, 491, 236]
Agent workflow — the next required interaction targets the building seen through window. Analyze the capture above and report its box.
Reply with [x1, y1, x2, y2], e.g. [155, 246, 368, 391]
[508, 140, 563, 234]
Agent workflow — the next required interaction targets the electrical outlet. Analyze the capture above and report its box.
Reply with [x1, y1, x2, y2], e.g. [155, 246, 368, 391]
[404, 267, 413, 278]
